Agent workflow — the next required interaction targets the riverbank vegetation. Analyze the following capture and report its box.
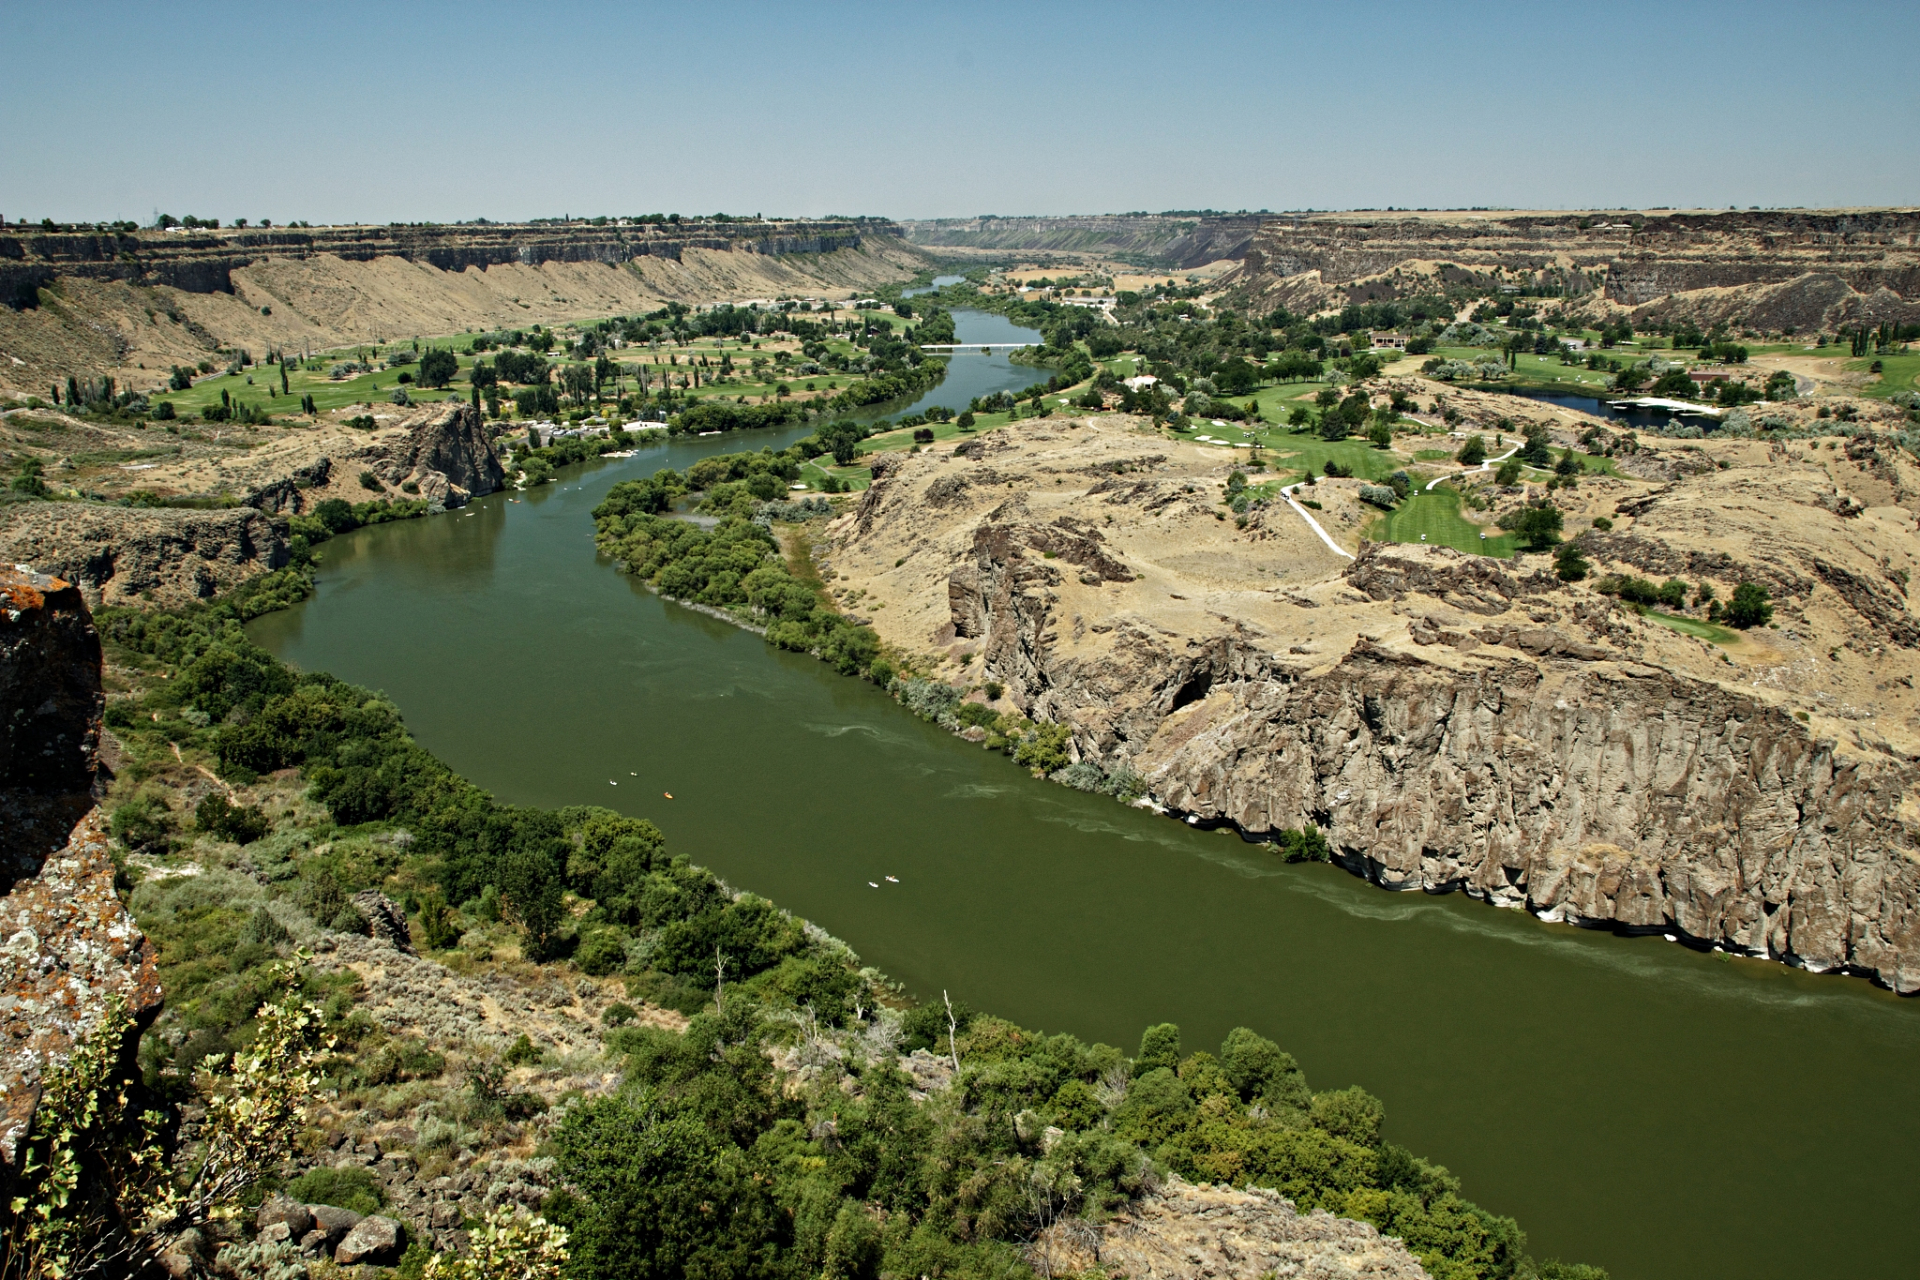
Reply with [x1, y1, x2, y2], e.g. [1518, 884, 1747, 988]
[593, 453, 880, 674]
[36, 574, 1607, 1280]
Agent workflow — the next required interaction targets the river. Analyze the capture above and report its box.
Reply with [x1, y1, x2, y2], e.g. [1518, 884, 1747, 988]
[249, 361, 1920, 1280]
[848, 307, 1054, 425]
[1508, 389, 1720, 432]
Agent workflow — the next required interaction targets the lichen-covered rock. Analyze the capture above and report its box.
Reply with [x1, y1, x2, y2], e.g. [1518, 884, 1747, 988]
[334, 1214, 406, 1265]
[0, 568, 162, 1195]
[1031, 1175, 1430, 1279]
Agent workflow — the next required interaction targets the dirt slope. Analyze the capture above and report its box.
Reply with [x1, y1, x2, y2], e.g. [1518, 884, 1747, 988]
[0, 225, 928, 395]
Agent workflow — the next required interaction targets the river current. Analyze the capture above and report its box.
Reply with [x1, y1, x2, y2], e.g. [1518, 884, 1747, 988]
[249, 313, 1920, 1280]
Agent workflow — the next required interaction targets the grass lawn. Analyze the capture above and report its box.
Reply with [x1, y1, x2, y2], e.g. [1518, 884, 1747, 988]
[1247, 380, 1335, 421]
[1369, 485, 1516, 558]
[1640, 608, 1740, 645]
[1845, 350, 1920, 399]
[1253, 427, 1405, 482]
[1420, 346, 1623, 395]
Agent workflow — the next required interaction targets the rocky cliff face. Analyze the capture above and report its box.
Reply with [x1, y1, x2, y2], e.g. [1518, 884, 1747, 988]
[0, 566, 162, 1194]
[0, 504, 287, 608]
[0, 222, 929, 397]
[900, 214, 1264, 269]
[1222, 208, 1920, 330]
[367, 402, 505, 508]
[826, 417, 1920, 993]
[0, 219, 890, 307]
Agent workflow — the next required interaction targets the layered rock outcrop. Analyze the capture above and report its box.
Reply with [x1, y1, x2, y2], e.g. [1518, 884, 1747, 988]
[825, 417, 1920, 993]
[0, 503, 287, 608]
[0, 567, 162, 1195]
[900, 213, 1263, 269]
[367, 402, 505, 508]
[1222, 208, 1920, 330]
[0, 219, 891, 308]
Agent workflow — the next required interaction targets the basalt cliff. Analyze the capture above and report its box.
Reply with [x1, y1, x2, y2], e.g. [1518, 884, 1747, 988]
[1221, 207, 1920, 331]
[900, 213, 1265, 269]
[0, 219, 927, 395]
[0, 400, 503, 607]
[821, 413, 1920, 992]
[0, 566, 162, 1195]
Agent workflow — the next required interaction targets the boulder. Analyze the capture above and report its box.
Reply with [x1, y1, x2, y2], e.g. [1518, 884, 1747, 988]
[335, 1214, 407, 1266]
[351, 890, 415, 953]
[255, 1192, 313, 1238]
[304, 1203, 362, 1249]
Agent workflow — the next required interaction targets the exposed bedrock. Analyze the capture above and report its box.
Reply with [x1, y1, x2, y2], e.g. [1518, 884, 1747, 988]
[0, 566, 162, 1194]
[0, 504, 287, 608]
[948, 539, 1920, 992]
[1222, 208, 1920, 330]
[367, 401, 506, 508]
[0, 219, 885, 303]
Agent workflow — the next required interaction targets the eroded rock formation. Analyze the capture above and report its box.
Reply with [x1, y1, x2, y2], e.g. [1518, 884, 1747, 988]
[825, 417, 1920, 992]
[0, 566, 161, 1194]
[368, 401, 505, 508]
[0, 505, 287, 608]
[1222, 208, 1920, 331]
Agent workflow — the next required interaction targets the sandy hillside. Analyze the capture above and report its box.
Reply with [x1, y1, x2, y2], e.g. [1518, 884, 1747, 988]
[0, 239, 926, 398]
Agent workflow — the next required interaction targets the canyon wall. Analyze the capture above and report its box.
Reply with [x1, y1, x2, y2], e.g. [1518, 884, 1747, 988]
[0, 219, 884, 308]
[901, 214, 1265, 268]
[973, 540, 1920, 991]
[0, 401, 503, 607]
[827, 418, 1920, 994]
[0, 220, 928, 395]
[1221, 208, 1920, 330]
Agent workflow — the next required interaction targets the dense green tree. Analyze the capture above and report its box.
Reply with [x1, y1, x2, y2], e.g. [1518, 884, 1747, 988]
[1457, 434, 1487, 466]
[1498, 502, 1563, 551]
[551, 1092, 790, 1280]
[1724, 581, 1773, 628]
[1135, 1023, 1182, 1076]
[418, 347, 458, 388]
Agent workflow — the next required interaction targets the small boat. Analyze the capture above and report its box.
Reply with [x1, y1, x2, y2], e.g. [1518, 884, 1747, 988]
[663, 792, 674, 799]
[868, 882, 880, 888]
[885, 876, 899, 883]
[609, 780, 618, 786]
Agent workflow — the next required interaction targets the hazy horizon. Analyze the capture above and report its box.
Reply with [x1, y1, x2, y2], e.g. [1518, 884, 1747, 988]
[4, 0, 1914, 227]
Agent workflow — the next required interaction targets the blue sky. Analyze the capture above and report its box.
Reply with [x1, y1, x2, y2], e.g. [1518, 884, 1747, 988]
[3, 1, 1913, 224]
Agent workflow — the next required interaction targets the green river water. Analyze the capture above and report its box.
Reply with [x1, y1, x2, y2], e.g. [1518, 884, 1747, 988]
[249, 413, 1920, 1280]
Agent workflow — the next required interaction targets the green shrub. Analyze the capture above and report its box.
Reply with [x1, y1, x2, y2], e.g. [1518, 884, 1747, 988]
[1275, 826, 1330, 863]
[283, 1166, 386, 1215]
[576, 930, 629, 977]
[110, 793, 174, 853]
[1012, 722, 1072, 774]
[194, 793, 270, 845]
[1724, 581, 1773, 628]
[503, 1034, 544, 1067]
